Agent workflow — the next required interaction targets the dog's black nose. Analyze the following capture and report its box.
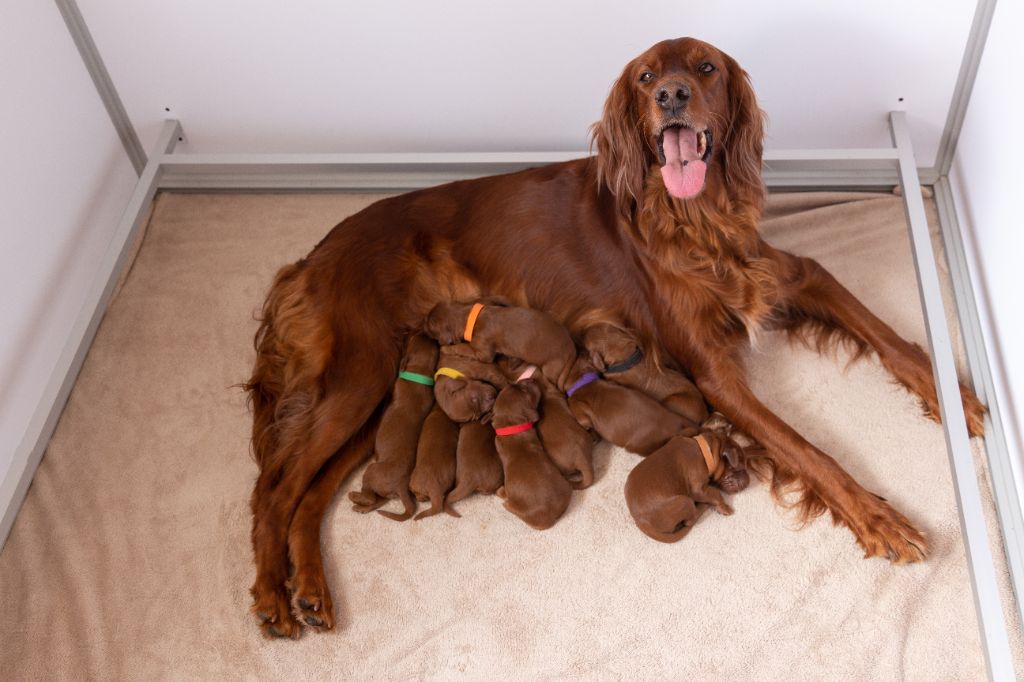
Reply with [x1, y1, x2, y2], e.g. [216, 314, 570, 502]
[655, 83, 691, 113]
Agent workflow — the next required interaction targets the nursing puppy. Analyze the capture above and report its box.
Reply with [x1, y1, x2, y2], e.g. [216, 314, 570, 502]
[492, 380, 572, 530]
[583, 323, 708, 425]
[349, 333, 438, 520]
[565, 356, 697, 455]
[444, 421, 505, 513]
[624, 432, 737, 543]
[409, 404, 461, 520]
[432, 344, 508, 423]
[424, 301, 576, 390]
[510, 362, 596, 490]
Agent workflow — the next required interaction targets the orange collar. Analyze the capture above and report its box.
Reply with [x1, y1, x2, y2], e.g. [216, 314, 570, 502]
[463, 303, 484, 342]
[694, 434, 718, 474]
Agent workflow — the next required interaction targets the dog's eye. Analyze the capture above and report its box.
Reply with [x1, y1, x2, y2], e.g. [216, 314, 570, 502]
[697, 62, 715, 74]
[639, 71, 655, 83]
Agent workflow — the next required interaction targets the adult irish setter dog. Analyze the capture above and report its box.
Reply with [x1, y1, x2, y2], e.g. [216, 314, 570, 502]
[245, 37, 986, 637]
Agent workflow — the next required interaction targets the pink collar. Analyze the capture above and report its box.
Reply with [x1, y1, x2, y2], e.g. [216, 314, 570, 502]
[516, 365, 538, 382]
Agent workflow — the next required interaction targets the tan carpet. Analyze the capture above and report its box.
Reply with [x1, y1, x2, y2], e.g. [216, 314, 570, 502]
[0, 190, 1020, 680]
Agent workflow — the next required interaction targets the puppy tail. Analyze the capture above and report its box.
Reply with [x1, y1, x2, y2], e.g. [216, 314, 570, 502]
[414, 493, 459, 520]
[377, 488, 417, 522]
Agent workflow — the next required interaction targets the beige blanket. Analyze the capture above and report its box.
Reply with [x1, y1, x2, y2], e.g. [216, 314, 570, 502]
[0, 190, 1019, 680]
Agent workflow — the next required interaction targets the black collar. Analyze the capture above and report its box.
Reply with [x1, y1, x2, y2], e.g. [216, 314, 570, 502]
[603, 347, 643, 374]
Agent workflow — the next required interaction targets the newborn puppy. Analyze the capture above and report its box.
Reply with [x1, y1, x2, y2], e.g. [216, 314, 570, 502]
[349, 333, 438, 520]
[432, 344, 507, 423]
[583, 323, 708, 425]
[424, 301, 576, 390]
[624, 433, 735, 543]
[513, 363, 596, 489]
[565, 356, 697, 455]
[409, 404, 461, 520]
[492, 380, 572, 530]
[445, 421, 504, 513]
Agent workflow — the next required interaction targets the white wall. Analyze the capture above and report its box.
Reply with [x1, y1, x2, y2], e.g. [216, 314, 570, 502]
[0, 3, 137, 514]
[949, 0, 1024, 495]
[77, 0, 975, 163]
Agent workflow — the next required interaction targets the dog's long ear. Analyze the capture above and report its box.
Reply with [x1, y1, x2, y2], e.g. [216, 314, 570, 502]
[722, 51, 765, 200]
[591, 61, 649, 219]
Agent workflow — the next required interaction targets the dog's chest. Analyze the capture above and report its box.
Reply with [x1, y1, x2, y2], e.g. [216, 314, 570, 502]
[648, 238, 779, 341]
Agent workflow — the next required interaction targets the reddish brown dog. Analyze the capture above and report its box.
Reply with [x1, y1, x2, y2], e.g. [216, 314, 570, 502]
[534, 366, 596, 489]
[424, 301, 576, 390]
[432, 344, 509, 423]
[492, 380, 572, 530]
[566, 356, 697, 455]
[445, 421, 505, 513]
[348, 333, 437, 521]
[246, 37, 984, 636]
[624, 433, 737, 543]
[409, 404, 460, 520]
[583, 323, 708, 424]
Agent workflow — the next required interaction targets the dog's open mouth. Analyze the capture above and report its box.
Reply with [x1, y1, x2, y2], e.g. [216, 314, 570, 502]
[656, 125, 712, 199]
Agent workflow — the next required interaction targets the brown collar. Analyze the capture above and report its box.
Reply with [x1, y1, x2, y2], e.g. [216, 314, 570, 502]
[694, 434, 718, 474]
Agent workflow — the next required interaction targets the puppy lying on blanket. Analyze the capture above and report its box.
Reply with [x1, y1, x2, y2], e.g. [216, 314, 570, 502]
[503, 361, 596, 490]
[444, 421, 505, 513]
[409, 404, 461, 520]
[349, 333, 437, 521]
[492, 380, 572, 530]
[565, 356, 697, 455]
[583, 323, 708, 425]
[424, 301, 576, 390]
[624, 432, 743, 543]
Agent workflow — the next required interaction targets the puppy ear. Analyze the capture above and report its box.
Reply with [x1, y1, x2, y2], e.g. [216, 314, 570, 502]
[720, 437, 747, 470]
[591, 59, 649, 220]
[722, 51, 765, 200]
[588, 347, 607, 372]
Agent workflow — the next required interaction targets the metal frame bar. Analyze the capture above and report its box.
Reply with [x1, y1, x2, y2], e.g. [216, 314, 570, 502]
[890, 110, 1012, 680]
[933, 175, 1024, 628]
[934, 0, 998, 174]
[54, 0, 147, 175]
[0, 121, 180, 547]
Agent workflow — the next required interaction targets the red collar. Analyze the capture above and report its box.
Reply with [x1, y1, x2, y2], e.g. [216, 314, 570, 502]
[494, 421, 534, 436]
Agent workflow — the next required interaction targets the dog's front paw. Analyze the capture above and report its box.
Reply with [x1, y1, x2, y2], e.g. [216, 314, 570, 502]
[290, 566, 335, 631]
[851, 497, 928, 564]
[961, 384, 987, 438]
[251, 583, 301, 639]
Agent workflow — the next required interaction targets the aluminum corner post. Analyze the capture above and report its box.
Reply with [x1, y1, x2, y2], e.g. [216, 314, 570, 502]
[890, 110, 1012, 681]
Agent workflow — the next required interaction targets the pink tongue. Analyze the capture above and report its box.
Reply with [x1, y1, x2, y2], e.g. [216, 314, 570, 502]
[659, 127, 706, 199]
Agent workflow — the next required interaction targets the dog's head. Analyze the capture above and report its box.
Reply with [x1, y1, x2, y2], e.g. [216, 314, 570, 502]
[434, 377, 497, 423]
[582, 323, 640, 372]
[492, 379, 543, 428]
[423, 302, 463, 346]
[592, 37, 764, 216]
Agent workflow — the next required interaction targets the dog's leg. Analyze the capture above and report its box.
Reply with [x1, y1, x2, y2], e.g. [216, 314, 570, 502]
[288, 420, 377, 631]
[250, 356, 391, 638]
[773, 250, 985, 437]
[690, 352, 928, 563]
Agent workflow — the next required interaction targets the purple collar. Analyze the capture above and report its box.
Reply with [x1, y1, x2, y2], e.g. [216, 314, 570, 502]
[566, 371, 600, 397]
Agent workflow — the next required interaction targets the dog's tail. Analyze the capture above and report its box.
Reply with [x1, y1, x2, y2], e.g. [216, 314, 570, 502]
[243, 259, 334, 471]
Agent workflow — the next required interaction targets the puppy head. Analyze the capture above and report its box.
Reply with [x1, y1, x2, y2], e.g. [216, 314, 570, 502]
[401, 333, 439, 372]
[492, 379, 542, 427]
[435, 377, 497, 422]
[423, 302, 462, 345]
[716, 436, 750, 493]
[582, 323, 639, 371]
